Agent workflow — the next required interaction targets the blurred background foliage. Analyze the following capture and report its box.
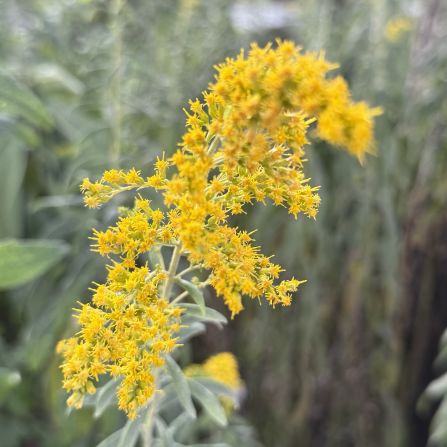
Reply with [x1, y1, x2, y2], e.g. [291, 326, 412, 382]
[0, 0, 446, 446]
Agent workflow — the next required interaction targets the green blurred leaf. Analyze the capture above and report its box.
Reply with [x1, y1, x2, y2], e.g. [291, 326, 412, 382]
[188, 379, 227, 427]
[0, 137, 26, 238]
[0, 367, 21, 401]
[165, 355, 196, 419]
[96, 430, 122, 447]
[96, 418, 142, 447]
[0, 239, 69, 289]
[167, 413, 192, 436]
[0, 72, 53, 129]
[117, 418, 143, 447]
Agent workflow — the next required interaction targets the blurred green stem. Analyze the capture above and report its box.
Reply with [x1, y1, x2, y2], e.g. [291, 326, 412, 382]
[110, 0, 124, 167]
[142, 385, 160, 447]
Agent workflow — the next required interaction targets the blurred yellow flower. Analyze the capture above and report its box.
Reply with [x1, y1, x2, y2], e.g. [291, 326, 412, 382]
[385, 16, 413, 42]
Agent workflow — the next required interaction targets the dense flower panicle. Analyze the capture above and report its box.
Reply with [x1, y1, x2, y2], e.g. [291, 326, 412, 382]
[57, 265, 182, 419]
[59, 41, 381, 418]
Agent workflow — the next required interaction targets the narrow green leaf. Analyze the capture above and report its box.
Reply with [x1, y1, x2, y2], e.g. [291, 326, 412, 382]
[165, 356, 196, 419]
[0, 72, 53, 129]
[167, 413, 192, 436]
[0, 239, 69, 289]
[174, 278, 205, 314]
[193, 377, 237, 401]
[97, 416, 145, 447]
[189, 379, 227, 427]
[94, 379, 119, 418]
[117, 418, 143, 447]
[155, 416, 173, 446]
[96, 430, 122, 447]
[177, 322, 206, 342]
[180, 303, 227, 326]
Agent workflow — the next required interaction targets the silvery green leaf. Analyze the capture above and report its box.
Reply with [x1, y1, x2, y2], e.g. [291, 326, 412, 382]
[174, 278, 205, 314]
[94, 378, 119, 418]
[193, 377, 236, 401]
[180, 303, 227, 326]
[165, 356, 196, 418]
[177, 322, 206, 342]
[189, 379, 227, 427]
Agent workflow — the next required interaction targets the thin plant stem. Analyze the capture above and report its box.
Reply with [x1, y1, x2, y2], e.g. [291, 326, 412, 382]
[163, 243, 183, 300]
[142, 244, 182, 446]
[170, 290, 188, 305]
[141, 390, 160, 447]
[176, 264, 203, 278]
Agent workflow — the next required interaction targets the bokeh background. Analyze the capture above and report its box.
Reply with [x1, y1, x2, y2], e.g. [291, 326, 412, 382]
[1, 0, 447, 446]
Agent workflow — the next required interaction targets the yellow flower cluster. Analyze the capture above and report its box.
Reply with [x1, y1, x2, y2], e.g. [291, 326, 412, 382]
[57, 262, 183, 419]
[59, 41, 380, 419]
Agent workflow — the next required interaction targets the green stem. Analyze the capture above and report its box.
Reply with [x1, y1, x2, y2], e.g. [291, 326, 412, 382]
[170, 290, 188, 305]
[142, 245, 183, 445]
[176, 264, 203, 278]
[142, 392, 160, 447]
[163, 243, 183, 300]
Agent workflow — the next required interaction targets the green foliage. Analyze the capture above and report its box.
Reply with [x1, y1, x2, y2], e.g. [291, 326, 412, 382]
[0, 239, 69, 289]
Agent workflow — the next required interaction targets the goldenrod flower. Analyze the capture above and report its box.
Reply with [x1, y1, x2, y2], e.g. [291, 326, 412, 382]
[59, 40, 381, 419]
